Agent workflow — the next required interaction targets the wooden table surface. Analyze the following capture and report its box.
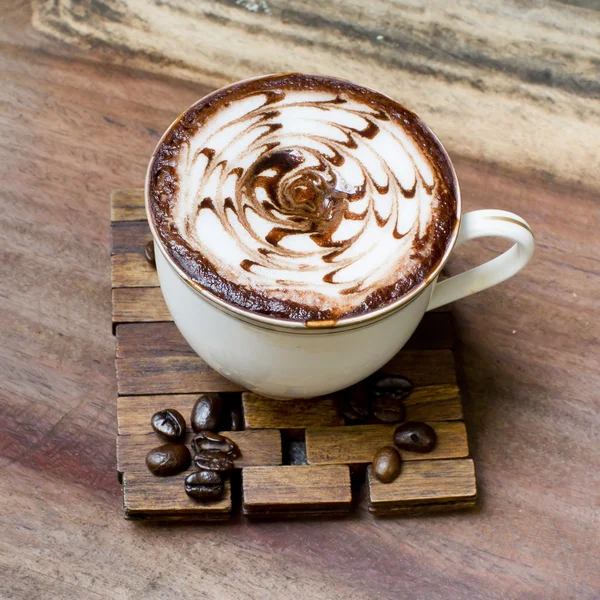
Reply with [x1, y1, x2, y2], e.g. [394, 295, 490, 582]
[1, 1, 598, 598]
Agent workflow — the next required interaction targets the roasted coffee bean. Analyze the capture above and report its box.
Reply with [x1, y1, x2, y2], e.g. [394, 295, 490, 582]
[193, 451, 234, 472]
[393, 422, 437, 453]
[184, 470, 224, 501]
[371, 393, 406, 423]
[191, 393, 223, 432]
[151, 408, 186, 441]
[146, 444, 190, 476]
[348, 383, 369, 419]
[230, 406, 243, 431]
[191, 431, 240, 458]
[373, 446, 402, 483]
[144, 240, 155, 266]
[371, 375, 413, 400]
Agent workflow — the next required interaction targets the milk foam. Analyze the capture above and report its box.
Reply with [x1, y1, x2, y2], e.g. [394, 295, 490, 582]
[152, 76, 455, 319]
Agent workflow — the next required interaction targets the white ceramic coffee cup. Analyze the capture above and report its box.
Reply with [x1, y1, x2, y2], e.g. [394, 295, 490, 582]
[146, 101, 534, 400]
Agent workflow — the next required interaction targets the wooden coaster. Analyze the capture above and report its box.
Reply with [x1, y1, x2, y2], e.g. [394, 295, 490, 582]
[243, 466, 352, 518]
[111, 189, 478, 521]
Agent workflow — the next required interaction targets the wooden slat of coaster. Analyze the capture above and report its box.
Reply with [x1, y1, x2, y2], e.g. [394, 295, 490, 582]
[305, 422, 468, 465]
[111, 220, 152, 255]
[117, 430, 281, 471]
[242, 392, 343, 429]
[116, 323, 195, 358]
[116, 357, 243, 395]
[112, 287, 170, 323]
[111, 189, 146, 222]
[242, 465, 351, 517]
[123, 472, 232, 521]
[112, 253, 158, 288]
[367, 459, 476, 515]
[117, 394, 203, 435]
[404, 384, 463, 421]
[115, 323, 243, 395]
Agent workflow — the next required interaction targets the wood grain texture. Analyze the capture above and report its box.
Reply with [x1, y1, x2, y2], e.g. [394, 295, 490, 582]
[123, 472, 232, 520]
[118, 430, 281, 470]
[111, 218, 151, 254]
[242, 392, 344, 429]
[403, 384, 462, 421]
[117, 393, 211, 435]
[306, 422, 468, 465]
[2, 2, 599, 598]
[110, 188, 146, 221]
[32, 0, 600, 191]
[115, 323, 244, 394]
[367, 459, 477, 515]
[243, 465, 351, 516]
[111, 252, 158, 288]
[112, 287, 170, 323]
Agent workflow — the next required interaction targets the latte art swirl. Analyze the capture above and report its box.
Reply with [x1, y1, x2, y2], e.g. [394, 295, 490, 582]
[149, 74, 458, 322]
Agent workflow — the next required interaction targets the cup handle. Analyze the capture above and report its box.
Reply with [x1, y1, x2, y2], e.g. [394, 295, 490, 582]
[426, 209, 535, 311]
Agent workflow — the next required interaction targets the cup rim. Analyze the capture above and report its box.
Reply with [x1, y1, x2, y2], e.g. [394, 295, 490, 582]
[145, 73, 462, 331]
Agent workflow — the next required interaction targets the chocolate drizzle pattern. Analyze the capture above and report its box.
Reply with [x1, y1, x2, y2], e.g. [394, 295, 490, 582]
[149, 74, 458, 322]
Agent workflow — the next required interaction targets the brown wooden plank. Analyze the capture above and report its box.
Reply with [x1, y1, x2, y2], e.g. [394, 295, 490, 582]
[111, 220, 151, 255]
[111, 189, 146, 221]
[112, 287, 170, 323]
[116, 323, 195, 358]
[306, 422, 468, 465]
[242, 392, 343, 429]
[117, 394, 201, 435]
[115, 323, 243, 394]
[111, 253, 158, 288]
[117, 430, 281, 471]
[404, 384, 463, 421]
[367, 459, 476, 514]
[116, 357, 243, 395]
[380, 349, 456, 387]
[242, 465, 351, 516]
[123, 472, 231, 521]
[224, 430, 282, 467]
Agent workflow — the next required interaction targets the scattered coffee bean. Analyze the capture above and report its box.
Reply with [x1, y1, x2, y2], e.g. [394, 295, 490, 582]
[191, 393, 223, 432]
[184, 470, 224, 501]
[193, 451, 234, 472]
[371, 393, 406, 423]
[145, 443, 190, 476]
[373, 446, 402, 483]
[151, 408, 186, 441]
[230, 406, 243, 431]
[371, 375, 413, 400]
[191, 431, 239, 458]
[393, 422, 437, 453]
[144, 240, 155, 266]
